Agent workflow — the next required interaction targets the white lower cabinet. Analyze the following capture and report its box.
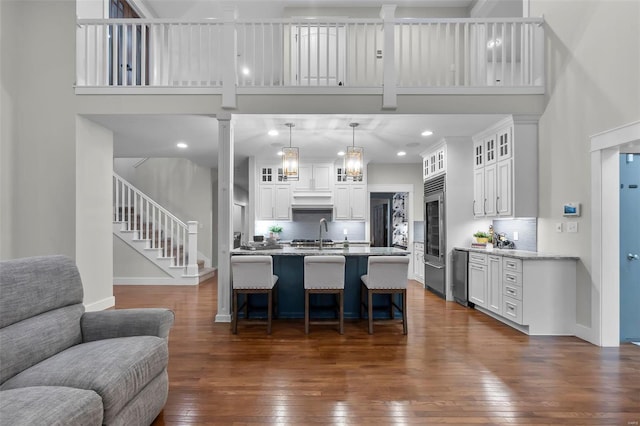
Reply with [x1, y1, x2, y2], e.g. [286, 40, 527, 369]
[414, 242, 424, 284]
[467, 252, 576, 335]
[487, 255, 503, 314]
[468, 253, 487, 307]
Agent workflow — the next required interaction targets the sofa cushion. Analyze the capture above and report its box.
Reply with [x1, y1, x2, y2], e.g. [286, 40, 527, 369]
[0, 304, 84, 384]
[0, 255, 84, 328]
[0, 336, 168, 424]
[0, 386, 103, 426]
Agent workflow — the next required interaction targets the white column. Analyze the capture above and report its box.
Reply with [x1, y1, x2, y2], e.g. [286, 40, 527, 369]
[186, 221, 199, 276]
[215, 112, 234, 322]
[380, 5, 397, 109]
[222, 6, 238, 109]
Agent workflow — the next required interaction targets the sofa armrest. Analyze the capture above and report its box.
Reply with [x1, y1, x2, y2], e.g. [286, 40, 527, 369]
[81, 309, 175, 342]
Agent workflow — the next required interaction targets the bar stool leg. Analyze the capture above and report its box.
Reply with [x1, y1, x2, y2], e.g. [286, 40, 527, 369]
[232, 289, 238, 334]
[402, 289, 408, 335]
[389, 294, 394, 319]
[304, 289, 310, 334]
[267, 289, 273, 335]
[339, 290, 344, 335]
[368, 290, 374, 334]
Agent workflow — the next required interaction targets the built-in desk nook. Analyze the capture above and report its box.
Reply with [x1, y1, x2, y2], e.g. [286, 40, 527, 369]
[231, 247, 410, 319]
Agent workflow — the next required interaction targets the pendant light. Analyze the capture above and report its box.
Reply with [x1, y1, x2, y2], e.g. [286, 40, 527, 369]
[282, 123, 299, 181]
[345, 122, 364, 180]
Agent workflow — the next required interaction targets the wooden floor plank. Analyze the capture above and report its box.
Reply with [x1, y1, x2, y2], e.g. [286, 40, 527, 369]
[113, 278, 640, 425]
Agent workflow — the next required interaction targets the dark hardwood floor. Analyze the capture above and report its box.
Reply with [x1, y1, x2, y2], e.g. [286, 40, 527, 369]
[114, 277, 640, 425]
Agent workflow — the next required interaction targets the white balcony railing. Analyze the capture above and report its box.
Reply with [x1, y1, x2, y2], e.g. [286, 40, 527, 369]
[76, 17, 544, 99]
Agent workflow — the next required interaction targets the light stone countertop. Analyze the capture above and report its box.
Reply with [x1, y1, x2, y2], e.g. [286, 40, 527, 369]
[454, 246, 579, 261]
[231, 246, 409, 256]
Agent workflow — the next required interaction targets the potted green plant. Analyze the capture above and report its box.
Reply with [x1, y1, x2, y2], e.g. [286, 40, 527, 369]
[268, 225, 283, 240]
[473, 231, 490, 244]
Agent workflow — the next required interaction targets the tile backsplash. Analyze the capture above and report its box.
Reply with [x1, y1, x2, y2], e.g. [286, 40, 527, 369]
[256, 218, 365, 241]
[492, 218, 537, 251]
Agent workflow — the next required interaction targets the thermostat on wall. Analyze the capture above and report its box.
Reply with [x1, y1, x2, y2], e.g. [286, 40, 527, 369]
[563, 202, 581, 217]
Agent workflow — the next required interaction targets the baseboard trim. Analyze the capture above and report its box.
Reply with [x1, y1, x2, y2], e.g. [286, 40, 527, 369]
[215, 313, 231, 323]
[114, 277, 199, 286]
[85, 296, 116, 312]
[575, 323, 598, 345]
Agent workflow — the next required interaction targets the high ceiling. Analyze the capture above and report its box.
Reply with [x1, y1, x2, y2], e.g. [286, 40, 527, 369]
[87, 113, 507, 168]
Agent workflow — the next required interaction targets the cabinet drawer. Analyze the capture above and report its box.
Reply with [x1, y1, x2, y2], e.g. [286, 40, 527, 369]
[503, 283, 522, 301]
[503, 257, 522, 273]
[503, 271, 522, 287]
[503, 295, 523, 324]
[414, 242, 424, 250]
[469, 253, 488, 265]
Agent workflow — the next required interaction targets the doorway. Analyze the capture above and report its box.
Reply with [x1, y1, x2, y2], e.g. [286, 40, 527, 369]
[620, 153, 640, 342]
[590, 120, 640, 346]
[369, 192, 409, 248]
[370, 194, 391, 247]
[291, 25, 346, 86]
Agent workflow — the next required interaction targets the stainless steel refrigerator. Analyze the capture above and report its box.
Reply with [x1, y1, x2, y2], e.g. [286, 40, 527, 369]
[423, 175, 446, 299]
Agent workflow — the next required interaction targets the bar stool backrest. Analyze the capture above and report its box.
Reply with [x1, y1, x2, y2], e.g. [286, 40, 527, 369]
[366, 256, 410, 289]
[231, 256, 275, 289]
[304, 256, 346, 290]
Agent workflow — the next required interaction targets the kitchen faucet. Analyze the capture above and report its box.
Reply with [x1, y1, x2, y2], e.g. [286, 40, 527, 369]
[319, 218, 328, 250]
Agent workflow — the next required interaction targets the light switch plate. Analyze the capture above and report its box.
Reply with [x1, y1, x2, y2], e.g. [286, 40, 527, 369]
[567, 222, 578, 233]
[556, 223, 563, 233]
[513, 231, 519, 241]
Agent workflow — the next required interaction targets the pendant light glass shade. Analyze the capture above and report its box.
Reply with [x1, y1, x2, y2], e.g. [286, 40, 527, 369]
[283, 123, 299, 181]
[345, 122, 364, 179]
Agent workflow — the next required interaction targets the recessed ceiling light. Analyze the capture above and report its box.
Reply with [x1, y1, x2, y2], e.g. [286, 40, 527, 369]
[268, 129, 279, 137]
[337, 151, 345, 156]
[421, 130, 433, 137]
[277, 151, 284, 156]
[241, 67, 250, 76]
[397, 151, 407, 156]
[176, 142, 188, 149]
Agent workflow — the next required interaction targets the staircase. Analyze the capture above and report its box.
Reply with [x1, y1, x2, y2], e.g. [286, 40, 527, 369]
[113, 173, 215, 285]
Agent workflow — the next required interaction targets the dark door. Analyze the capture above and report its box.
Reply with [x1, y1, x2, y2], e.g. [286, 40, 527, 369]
[109, 0, 149, 86]
[372, 203, 388, 247]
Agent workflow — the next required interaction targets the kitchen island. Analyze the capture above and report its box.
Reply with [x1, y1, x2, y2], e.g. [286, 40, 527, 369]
[231, 246, 409, 319]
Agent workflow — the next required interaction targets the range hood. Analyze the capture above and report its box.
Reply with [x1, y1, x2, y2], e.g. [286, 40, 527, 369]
[290, 191, 334, 210]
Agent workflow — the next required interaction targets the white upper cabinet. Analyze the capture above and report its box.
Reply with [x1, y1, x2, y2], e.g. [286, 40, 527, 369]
[294, 163, 333, 191]
[257, 163, 291, 220]
[334, 184, 366, 220]
[472, 116, 537, 218]
[421, 143, 446, 181]
[335, 165, 365, 184]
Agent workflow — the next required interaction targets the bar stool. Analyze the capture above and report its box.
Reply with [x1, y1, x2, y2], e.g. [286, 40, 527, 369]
[304, 256, 346, 334]
[231, 255, 278, 334]
[360, 256, 410, 334]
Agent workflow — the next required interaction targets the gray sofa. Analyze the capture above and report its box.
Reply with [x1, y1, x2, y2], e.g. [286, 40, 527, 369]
[0, 255, 174, 426]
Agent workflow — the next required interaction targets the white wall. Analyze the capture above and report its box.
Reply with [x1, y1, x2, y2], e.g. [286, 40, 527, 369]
[1, 0, 77, 260]
[113, 236, 169, 278]
[531, 0, 640, 341]
[0, 0, 17, 259]
[76, 116, 114, 309]
[367, 163, 424, 220]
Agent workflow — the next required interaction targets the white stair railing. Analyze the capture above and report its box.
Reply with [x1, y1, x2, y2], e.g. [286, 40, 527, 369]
[113, 172, 198, 276]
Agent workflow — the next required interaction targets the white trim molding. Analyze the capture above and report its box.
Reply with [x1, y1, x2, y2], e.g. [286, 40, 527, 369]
[589, 120, 640, 347]
[84, 296, 116, 312]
